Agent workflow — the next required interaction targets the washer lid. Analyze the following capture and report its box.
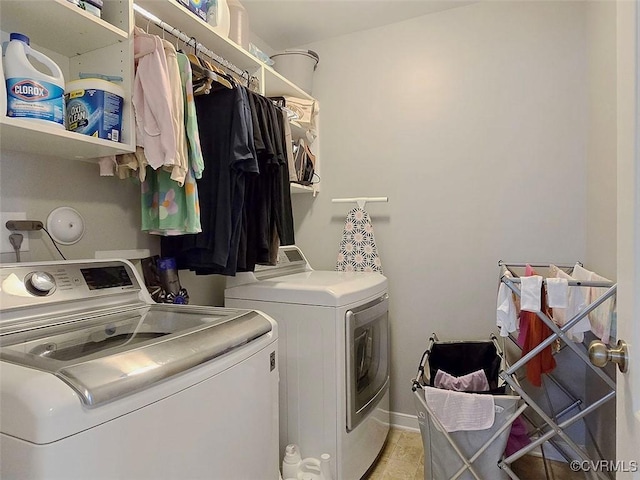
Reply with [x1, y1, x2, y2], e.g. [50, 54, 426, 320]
[1, 305, 271, 407]
[225, 270, 387, 306]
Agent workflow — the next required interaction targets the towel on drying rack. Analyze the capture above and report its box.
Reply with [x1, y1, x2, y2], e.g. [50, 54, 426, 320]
[520, 275, 543, 312]
[518, 265, 556, 387]
[573, 264, 615, 344]
[546, 277, 569, 308]
[549, 265, 589, 343]
[497, 271, 518, 337]
[336, 207, 383, 273]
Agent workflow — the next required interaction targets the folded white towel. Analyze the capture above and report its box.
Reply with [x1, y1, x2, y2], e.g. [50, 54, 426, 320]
[424, 387, 495, 432]
[521, 275, 543, 312]
[434, 369, 490, 392]
[546, 277, 569, 308]
[497, 274, 518, 337]
[573, 264, 615, 344]
[550, 265, 589, 342]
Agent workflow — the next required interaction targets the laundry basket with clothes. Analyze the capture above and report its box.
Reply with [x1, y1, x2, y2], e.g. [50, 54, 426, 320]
[411, 334, 526, 480]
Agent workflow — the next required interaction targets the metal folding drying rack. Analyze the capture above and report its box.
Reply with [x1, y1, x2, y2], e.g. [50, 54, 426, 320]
[497, 261, 617, 480]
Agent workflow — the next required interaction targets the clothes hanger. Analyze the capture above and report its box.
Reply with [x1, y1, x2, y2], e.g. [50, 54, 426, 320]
[184, 39, 232, 93]
[243, 70, 254, 89]
[184, 38, 213, 95]
[185, 37, 203, 68]
[200, 58, 233, 90]
[192, 63, 213, 95]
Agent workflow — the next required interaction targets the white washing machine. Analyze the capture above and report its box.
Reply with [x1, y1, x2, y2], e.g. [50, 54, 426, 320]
[225, 246, 390, 480]
[0, 259, 279, 480]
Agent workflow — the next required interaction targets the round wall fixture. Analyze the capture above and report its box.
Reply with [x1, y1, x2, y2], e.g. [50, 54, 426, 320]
[46, 207, 85, 245]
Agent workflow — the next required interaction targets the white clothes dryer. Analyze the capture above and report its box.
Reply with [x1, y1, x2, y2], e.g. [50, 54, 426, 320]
[0, 259, 279, 480]
[225, 246, 390, 480]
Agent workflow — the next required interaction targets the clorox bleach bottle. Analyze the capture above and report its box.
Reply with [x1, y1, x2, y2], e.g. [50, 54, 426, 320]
[4, 33, 65, 128]
[0, 41, 6, 117]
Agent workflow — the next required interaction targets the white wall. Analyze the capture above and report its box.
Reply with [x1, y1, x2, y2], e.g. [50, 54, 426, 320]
[585, 2, 617, 278]
[0, 151, 225, 305]
[0, 151, 159, 262]
[294, 1, 591, 418]
[584, 0, 617, 462]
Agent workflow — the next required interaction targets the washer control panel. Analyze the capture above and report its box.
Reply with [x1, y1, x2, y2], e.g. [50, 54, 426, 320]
[0, 260, 142, 312]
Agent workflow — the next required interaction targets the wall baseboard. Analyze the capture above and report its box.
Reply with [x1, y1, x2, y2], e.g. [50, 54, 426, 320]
[388, 410, 420, 432]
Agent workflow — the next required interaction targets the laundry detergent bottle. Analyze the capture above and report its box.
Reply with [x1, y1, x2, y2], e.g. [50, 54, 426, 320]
[4, 33, 65, 128]
[0, 40, 7, 116]
[282, 444, 302, 479]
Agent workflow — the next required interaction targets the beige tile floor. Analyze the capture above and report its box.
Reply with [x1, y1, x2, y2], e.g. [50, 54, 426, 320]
[364, 428, 424, 480]
[363, 428, 585, 480]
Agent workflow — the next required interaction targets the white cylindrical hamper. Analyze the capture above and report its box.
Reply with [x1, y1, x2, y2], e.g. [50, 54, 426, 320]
[270, 50, 319, 95]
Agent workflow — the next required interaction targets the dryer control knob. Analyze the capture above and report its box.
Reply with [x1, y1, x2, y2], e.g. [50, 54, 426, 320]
[26, 271, 56, 296]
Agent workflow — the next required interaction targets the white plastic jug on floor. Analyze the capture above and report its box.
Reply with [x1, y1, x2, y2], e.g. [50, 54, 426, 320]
[282, 444, 302, 479]
[282, 444, 333, 480]
[4, 32, 65, 128]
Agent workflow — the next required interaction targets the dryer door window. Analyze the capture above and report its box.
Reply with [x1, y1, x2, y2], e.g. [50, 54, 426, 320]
[346, 294, 389, 431]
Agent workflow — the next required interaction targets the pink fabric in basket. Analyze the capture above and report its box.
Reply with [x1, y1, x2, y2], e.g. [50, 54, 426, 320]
[434, 369, 490, 392]
[505, 416, 531, 457]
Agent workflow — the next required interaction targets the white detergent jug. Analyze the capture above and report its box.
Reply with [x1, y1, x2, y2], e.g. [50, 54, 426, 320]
[296, 456, 333, 480]
[208, 0, 230, 38]
[4, 32, 65, 128]
[0, 41, 7, 117]
[282, 445, 333, 480]
[319, 454, 333, 480]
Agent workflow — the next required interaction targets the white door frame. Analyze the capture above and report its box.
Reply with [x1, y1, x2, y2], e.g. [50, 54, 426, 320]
[616, 1, 640, 477]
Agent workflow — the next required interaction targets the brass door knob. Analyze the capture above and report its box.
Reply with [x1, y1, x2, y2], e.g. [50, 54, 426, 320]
[588, 339, 629, 373]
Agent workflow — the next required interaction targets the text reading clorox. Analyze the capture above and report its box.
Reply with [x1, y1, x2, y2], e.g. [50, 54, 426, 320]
[12, 81, 49, 100]
[6, 77, 65, 125]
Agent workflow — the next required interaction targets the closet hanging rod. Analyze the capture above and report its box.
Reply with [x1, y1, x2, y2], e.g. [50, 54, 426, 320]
[132, 3, 249, 81]
[498, 261, 582, 269]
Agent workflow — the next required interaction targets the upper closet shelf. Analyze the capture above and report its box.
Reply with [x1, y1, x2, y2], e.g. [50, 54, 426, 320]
[290, 183, 316, 195]
[134, 1, 316, 100]
[263, 66, 314, 100]
[134, 0, 260, 72]
[0, 0, 128, 56]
